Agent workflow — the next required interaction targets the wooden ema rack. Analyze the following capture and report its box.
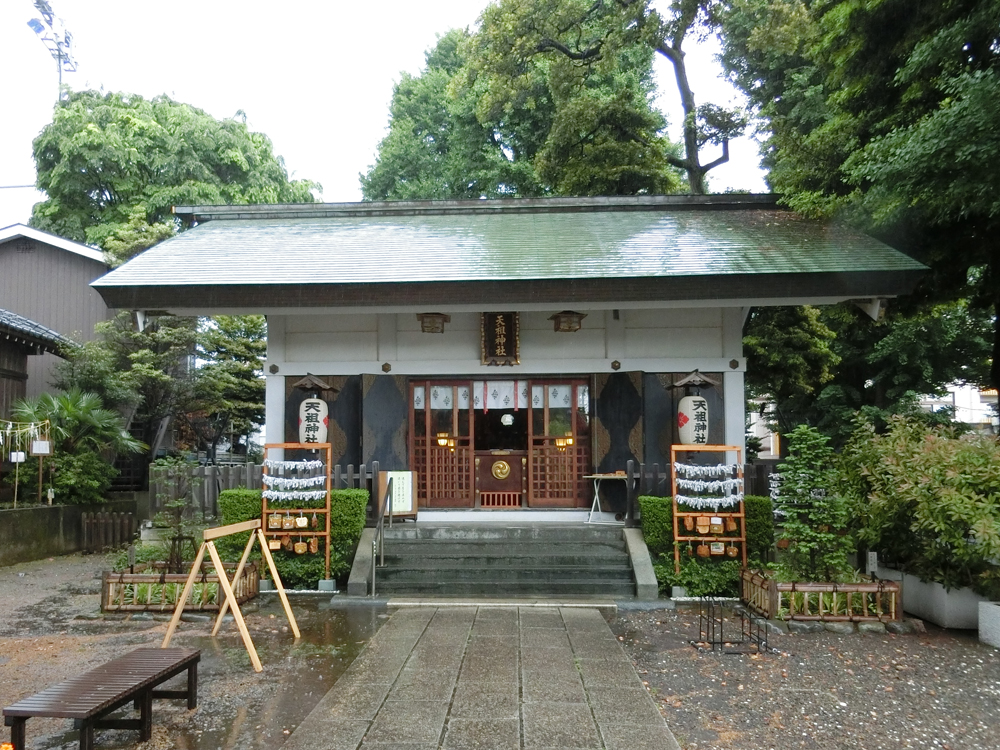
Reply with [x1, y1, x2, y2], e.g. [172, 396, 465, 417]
[262, 443, 332, 582]
[671, 444, 746, 574]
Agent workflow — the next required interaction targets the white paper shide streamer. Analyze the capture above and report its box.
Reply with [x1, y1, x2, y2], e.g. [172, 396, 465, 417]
[263, 490, 327, 502]
[263, 474, 326, 490]
[674, 462, 742, 510]
[263, 459, 324, 472]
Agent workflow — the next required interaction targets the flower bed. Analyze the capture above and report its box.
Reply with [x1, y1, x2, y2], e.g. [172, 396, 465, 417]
[101, 561, 259, 612]
[741, 568, 900, 622]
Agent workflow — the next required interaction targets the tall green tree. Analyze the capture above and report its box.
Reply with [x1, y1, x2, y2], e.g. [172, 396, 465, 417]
[187, 315, 267, 460]
[745, 299, 992, 445]
[363, 24, 683, 199]
[33, 90, 317, 464]
[720, 0, 1000, 388]
[464, 0, 747, 194]
[31, 90, 318, 256]
[53, 312, 199, 450]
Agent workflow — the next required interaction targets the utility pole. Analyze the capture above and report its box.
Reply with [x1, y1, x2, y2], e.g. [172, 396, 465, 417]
[27, 0, 77, 101]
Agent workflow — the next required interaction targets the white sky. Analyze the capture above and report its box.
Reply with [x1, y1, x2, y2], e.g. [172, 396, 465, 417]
[0, 0, 767, 232]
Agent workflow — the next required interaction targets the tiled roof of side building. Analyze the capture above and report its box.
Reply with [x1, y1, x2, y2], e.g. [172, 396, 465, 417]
[0, 308, 72, 355]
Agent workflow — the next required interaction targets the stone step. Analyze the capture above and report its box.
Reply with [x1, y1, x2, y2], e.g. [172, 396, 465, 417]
[373, 578, 638, 597]
[379, 541, 627, 559]
[380, 524, 626, 543]
[376, 564, 634, 583]
[379, 551, 629, 567]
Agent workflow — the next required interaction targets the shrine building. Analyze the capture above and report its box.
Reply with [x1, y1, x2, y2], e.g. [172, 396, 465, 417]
[93, 195, 925, 512]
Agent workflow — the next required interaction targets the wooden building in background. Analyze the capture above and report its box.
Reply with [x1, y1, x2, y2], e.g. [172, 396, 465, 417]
[0, 309, 68, 420]
[0, 225, 110, 399]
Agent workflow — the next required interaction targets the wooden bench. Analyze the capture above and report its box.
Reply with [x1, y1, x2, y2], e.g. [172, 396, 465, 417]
[3, 647, 199, 750]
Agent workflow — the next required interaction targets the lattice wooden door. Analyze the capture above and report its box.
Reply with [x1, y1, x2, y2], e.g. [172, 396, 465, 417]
[527, 381, 591, 507]
[410, 382, 474, 507]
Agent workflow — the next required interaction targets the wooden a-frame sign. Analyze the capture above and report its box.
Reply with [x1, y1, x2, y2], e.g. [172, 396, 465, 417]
[161, 518, 299, 673]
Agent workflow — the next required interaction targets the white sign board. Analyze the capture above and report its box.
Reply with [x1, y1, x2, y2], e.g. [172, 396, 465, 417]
[382, 471, 415, 516]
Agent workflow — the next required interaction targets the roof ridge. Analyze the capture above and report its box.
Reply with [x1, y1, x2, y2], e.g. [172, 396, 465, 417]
[173, 194, 782, 222]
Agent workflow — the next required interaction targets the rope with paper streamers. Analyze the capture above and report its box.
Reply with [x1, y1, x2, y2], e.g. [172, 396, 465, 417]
[262, 474, 326, 490]
[675, 477, 743, 493]
[673, 461, 739, 479]
[1, 419, 50, 453]
[262, 490, 327, 503]
[674, 493, 744, 510]
[262, 459, 324, 472]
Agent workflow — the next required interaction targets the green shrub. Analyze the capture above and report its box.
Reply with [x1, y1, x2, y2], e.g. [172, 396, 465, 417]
[744, 495, 774, 562]
[653, 557, 742, 597]
[216, 487, 369, 589]
[842, 416, 1000, 598]
[638, 493, 773, 595]
[775, 425, 854, 582]
[637, 496, 673, 556]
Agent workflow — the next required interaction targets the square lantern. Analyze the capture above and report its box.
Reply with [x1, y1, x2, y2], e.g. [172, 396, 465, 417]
[549, 311, 587, 332]
[417, 313, 451, 333]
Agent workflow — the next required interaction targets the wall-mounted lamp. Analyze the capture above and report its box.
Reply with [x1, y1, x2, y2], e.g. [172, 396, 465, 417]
[417, 313, 451, 333]
[548, 310, 587, 332]
[436, 432, 450, 447]
[564, 431, 574, 446]
[554, 437, 567, 451]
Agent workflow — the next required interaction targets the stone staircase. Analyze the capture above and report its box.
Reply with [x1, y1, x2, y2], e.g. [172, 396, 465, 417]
[373, 524, 636, 597]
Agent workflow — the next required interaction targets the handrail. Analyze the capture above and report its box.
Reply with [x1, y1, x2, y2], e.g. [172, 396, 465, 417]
[370, 474, 393, 597]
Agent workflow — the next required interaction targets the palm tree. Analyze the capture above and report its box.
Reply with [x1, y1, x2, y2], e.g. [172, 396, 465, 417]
[13, 389, 145, 457]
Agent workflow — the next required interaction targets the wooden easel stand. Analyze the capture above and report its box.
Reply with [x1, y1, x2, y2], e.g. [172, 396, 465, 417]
[161, 519, 299, 673]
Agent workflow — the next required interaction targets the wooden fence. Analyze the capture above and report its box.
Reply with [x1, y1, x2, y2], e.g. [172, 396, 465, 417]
[148, 462, 377, 518]
[82, 511, 135, 553]
[741, 568, 900, 622]
[101, 561, 259, 612]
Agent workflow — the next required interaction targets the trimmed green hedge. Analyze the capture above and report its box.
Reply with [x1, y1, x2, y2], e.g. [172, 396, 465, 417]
[638, 494, 774, 596]
[217, 488, 369, 589]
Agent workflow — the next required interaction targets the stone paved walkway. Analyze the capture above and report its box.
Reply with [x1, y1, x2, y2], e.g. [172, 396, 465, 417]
[282, 606, 681, 750]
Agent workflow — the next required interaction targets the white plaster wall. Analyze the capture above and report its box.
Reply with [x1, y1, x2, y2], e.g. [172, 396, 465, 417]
[266, 307, 745, 377]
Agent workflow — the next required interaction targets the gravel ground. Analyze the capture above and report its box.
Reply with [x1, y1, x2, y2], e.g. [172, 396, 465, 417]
[607, 606, 1000, 750]
[0, 554, 386, 750]
[2, 556, 999, 750]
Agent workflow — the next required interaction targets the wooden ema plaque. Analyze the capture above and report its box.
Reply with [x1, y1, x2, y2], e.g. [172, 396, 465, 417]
[670, 444, 747, 574]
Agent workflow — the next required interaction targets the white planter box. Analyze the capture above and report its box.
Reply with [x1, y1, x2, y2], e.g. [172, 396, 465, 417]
[901, 573, 986, 629]
[980, 602, 1000, 648]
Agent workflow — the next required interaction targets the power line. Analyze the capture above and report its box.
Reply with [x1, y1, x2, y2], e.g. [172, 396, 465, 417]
[0, 185, 37, 190]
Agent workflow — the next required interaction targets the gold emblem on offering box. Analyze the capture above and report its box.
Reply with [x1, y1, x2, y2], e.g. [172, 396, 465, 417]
[491, 460, 511, 480]
[481, 312, 520, 366]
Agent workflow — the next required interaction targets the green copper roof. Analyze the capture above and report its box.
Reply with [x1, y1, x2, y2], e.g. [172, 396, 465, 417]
[92, 196, 926, 310]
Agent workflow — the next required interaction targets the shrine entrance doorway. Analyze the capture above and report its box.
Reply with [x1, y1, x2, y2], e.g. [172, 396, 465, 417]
[410, 380, 591, 509]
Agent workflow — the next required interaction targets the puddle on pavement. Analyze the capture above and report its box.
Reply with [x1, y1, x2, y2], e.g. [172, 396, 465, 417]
[43, 596, 389, 750]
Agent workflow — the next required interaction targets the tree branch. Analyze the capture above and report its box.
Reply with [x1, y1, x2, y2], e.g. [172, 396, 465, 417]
[701, 139, 730, 172]
[537, 37, 603, 61]
[665, 154, 691, 171]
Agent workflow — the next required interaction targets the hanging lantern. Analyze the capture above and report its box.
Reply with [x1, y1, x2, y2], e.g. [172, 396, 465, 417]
[677, 395, 709, 445]
[298, 398, 329, 445]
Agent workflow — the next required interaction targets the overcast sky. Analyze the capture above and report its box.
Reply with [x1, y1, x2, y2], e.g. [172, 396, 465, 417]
[0, 0, 767, 233]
